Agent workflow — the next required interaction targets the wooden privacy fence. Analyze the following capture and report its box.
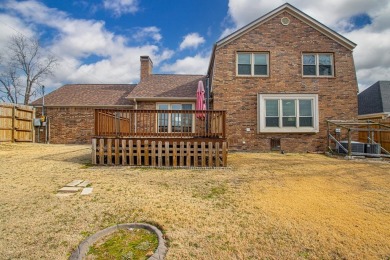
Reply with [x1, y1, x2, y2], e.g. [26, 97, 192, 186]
[358, 118, 390, 152]
[94, 109, 226, 138]
[0, 103, 34, 142]
[92, 138, 228, 168]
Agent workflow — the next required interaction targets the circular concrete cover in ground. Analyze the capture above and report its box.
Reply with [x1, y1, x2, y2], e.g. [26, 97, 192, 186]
[69, 223, 167, 260]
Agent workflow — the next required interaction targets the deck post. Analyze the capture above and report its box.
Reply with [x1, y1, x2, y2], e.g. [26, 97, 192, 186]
[99, 139, 104, 165]
[194, 142, 198, 167]
[186, 142, 191, 166]
[144, 140, 149, 166]
[158, 141, 162, 167]
[208, 142, 213, 167]
[122, 139, 127, 165]
[172, 142, 177, 166]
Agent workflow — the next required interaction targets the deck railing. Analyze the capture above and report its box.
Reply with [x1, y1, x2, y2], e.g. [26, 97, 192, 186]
[94, 109, 226, 138]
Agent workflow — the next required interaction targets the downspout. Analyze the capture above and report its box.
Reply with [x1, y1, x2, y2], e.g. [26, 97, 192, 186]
[133, 98, 137, 133]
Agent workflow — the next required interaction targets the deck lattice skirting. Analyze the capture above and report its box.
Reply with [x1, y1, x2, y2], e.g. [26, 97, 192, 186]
[92, 138, 228, 167]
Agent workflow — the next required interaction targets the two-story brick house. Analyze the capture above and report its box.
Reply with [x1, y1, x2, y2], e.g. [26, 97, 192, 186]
[32, 3, 358, 153]
[208, 3, 358, 152]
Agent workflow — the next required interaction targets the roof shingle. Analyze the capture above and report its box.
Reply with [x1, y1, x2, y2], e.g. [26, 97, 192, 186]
[127, 74, 206, 100]
[31, 84, 136, 106]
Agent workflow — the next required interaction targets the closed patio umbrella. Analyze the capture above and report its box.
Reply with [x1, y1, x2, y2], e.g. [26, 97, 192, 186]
[196, 80, 206, 119]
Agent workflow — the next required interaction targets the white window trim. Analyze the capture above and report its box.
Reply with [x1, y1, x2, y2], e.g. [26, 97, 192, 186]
[302, 53, 334, 77]
[156, 103, 195, 133]
[257, 94, 319, 133]
[236, 52, 269, 77]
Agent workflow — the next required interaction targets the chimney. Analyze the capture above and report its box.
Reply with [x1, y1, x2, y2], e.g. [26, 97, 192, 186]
[140, 56, 153, 80]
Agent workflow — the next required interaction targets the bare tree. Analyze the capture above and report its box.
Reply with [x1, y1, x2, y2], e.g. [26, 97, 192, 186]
[0, 34, 57, 104]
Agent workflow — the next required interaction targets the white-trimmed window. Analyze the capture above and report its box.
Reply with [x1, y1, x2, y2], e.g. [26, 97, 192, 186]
[237, 52, 269, 76]
[302, 53, 334, 77]
[157, 103, 194, 133]
[258, 94, 319, 133]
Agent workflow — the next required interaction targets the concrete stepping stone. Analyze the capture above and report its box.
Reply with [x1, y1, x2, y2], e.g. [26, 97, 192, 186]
[58, 187, 81, 193]
[65, 180, 83, 187]
[77, 180, 91, 187]
[81, 187, 93, 195]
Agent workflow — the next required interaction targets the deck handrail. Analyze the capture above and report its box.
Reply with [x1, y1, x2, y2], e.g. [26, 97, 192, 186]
[94, 109, 226, 138]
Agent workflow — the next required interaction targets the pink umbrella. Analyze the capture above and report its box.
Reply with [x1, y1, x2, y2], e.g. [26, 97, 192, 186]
[196, 80, 206, 119]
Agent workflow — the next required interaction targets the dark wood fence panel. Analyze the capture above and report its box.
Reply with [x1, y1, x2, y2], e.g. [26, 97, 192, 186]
[0, 103, 34, 142]
[92, 138, 228, 168]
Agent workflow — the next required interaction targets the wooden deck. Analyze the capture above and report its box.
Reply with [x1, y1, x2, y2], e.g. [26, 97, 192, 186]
[92, 109, 228, 167]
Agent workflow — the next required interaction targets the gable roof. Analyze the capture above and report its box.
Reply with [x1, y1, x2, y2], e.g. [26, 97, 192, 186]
[208, 3, 357, 75]
[358, 81, 390, 115]
[218, 3, 356, 50]
[31, 84, 136, 107]
[127, 74, 205, 101]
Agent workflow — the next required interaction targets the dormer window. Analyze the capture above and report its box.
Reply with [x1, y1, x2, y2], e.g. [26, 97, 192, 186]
[237, 52, 269, 76]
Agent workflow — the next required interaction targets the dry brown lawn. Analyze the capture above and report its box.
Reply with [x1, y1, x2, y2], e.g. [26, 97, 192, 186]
[0, 143, 389, 259]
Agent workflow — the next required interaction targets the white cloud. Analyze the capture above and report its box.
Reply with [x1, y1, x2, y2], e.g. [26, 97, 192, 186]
[0, 0, 173, 88]
[224, 0, 390, 90]
[179, 33, 205, 50]
[103, 0, 138, 17]
[132, 27, 162, 42]
[161, 55, 209, 75]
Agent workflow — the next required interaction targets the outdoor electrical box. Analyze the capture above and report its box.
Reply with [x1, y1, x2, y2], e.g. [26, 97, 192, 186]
[33, 118, 42, 127]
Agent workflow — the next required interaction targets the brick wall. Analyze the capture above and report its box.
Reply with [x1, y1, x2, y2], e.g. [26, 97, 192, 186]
[35, 107, 95, 144]
[211, 11, 358, 152]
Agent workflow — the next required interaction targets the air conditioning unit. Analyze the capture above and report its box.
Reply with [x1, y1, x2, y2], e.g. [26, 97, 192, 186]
[337, 141, 365, 154]
[365, 143, 381, 154]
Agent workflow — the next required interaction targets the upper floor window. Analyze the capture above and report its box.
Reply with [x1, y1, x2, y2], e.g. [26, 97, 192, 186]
[237, 53, 269, 76]
[302, 53, 333, 77]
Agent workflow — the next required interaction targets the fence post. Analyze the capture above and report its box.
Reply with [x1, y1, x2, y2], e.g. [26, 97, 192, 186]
[12, 105, 15, 142]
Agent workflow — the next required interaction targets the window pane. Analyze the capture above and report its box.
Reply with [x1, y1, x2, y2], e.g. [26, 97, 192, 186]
[266, 117, 279, 127]
[238, 64, 251, 75]
[299, 100, 312, 116]
[283, 117, 296, 127]
[319, 55, 331, 65]
[158, 104, 168, 110]
[303, 65, 316, 75]
[266, 100, 278, 116]
[171, 104, 181, 110]
[303, 55, 316, 65]
[282, 100, 296, 116]
[299, 117, 313, 127]
[158, 113, 168, 132]
[182, 104, 192, 110]
[238, 54, 251, 64]
[254, 65, 267, 75]
[254, 54, 267, 65]
[319, 65, 332, 75]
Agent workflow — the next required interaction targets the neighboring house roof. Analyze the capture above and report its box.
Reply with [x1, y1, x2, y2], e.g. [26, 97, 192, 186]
[358, 81, 390, 115]
[207, 3, 357, 75]
[127, 74, 205, 101]
[31, 84, 136, 107]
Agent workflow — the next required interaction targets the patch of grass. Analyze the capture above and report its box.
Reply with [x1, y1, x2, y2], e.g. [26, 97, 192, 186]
[80, 163, 93, 169]
[87, 229, 158, 260]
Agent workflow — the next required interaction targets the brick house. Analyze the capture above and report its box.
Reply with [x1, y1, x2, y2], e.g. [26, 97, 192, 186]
[32, 3, 358, 152]
[208, 3, 358, 152]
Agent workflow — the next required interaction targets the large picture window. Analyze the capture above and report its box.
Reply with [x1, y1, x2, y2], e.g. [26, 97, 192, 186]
[157, 103, 194, 133]
[237, 53, 269, 76]
[258, 94, 319, 133]
[302, 53, 334, 77]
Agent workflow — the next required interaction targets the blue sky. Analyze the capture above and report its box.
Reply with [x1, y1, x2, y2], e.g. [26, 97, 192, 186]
[1, 0, 390, 96]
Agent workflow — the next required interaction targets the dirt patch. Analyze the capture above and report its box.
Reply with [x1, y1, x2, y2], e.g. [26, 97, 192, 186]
[0, 143, 389, 259]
